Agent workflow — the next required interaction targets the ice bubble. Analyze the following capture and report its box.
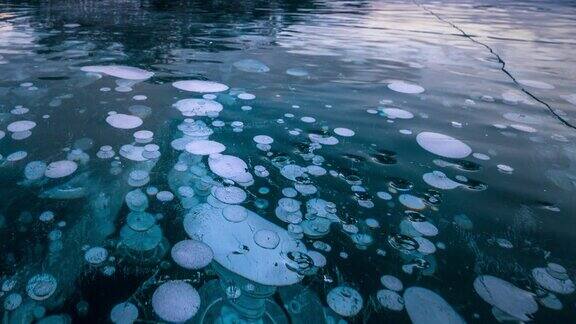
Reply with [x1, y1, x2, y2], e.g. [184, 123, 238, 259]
[172, 80, 229, 93]
[286, 67, 309, 77]
[503, 112, 540, 124]
[211, 186, 246, 204]
[128, 170, 150, 187]
[404, 287, 464, 324]
[377, 289, 404, 311]
[97, 146, 115, 159]
[281, 164, 306, 181]
[125, 189, 149, 212]
[423, 171, 460, 190]
[26, 273, 57, 301]
[532, 267, 574, 295]
[326, 286, 363, 317]
[308, 250, 327, 267]
[416, 132, 472, 159]
[173, 98, 223, 117]
[254, 229, 280, 249]
[208, 154, 252, 183]
[377, 191, 392, 200]
[185, 140, 225, 155]
[152, 281, 200, 322]
[157, 191, 174, 202]
[6, 151, 27, 162]
[110, 302, 139, 324]
[127, 212, 155, 231]
[106, 114, 143, 130]
[238, 93, 256, 100]
[309, 133, 339, 145]
[253, 135, 274, 145]
[301, 116, 316, 123]
[120, 145, 146, 162]
[333, 127, 355, 137]
[24, 161, 46, 180]
[414, 237, 436, 254]
[84, 247, 108, 265]
[133, 130, 153, 143]
[383, 108, 414, 119]
[233, 59, 270, 73]
[306, 165, 326, 176]
[388, 81, 425, 94]
[45, 160, 78, 178]
[474, 275, 538, 321]
[4, 293, 22, 311]
[502, 90, 534, 105]
[171, 240, 214, 269]
[222, 205, 248, 223]
[282, 187, 298, 198]
[497, 164, 514, 173]
[7, 120, 36, 132]
[81, 66, 153, 80]
[399, 194, 426, 210]
[380, 275, 403, 291]
[519, 79, 554, 90]
[39, 211, 55, 222]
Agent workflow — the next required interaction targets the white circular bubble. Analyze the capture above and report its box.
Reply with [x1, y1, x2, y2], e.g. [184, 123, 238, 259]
[171, 240, 214, 270]
[383, 108, 414, 119]
[173, 99, 223, 117]
[7, 120, 36, 133]
[84, 247, 108, 265]
[253, 135, 274, 145]
[377, 289, 404, 311]
[172, 80, 229, 93]
[106, 114, 143, 130]
[334, 127, 355, 137]
[388, 81, 425, 94]
[81, 65, 153, 80]
[152, 281, 200, 323]
[185, 140, 226, 155]
[473, 275, 538, 321]
[253, 229, 280, 249]
[404, 287, 464, 324]
[110, 302, 139, 324]
[416, 132, 472, 159]
[326, 286, 363, 317]
[45, 160, 78, 178]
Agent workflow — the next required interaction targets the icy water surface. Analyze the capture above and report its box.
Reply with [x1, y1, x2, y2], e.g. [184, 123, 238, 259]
[1, 0, 576, 323]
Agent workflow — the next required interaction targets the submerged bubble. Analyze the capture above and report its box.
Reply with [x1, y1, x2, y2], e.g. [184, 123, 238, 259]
[334, 127, 355, 137]
[106, 114, 143, 130]
[172, 80, 229, 93]
[81, 66, 153, 80]
[171, 240, 214, 269]
[416, 132, 472, 159]
[474, 275, 538, 321]
[152, 281, 200, 323]
[110, 302, 138, 324]
[326, 286, 363, 317]
[377, 289, 404, 311]
[388, 81, 425, 94]
[233, 59, 270, 73]
[173, 99, 223, 116]
[185, 140, 226, 155]
[404, 287, 464, 324]
[26, 273, 57, 301]
[45, 160, 78, 178]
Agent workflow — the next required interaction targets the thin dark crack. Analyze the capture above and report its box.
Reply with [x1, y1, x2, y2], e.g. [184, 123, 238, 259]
[413, 0, 576, 130]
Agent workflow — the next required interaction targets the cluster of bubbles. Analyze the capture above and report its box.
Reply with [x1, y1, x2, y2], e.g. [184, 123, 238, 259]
[1, 51, 574, 324]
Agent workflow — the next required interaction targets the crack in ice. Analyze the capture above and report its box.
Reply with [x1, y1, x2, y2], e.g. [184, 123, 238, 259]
[413, 0, 576, 130]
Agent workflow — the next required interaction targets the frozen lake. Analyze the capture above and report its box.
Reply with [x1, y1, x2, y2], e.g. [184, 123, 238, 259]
[0, 0, 575, 323]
